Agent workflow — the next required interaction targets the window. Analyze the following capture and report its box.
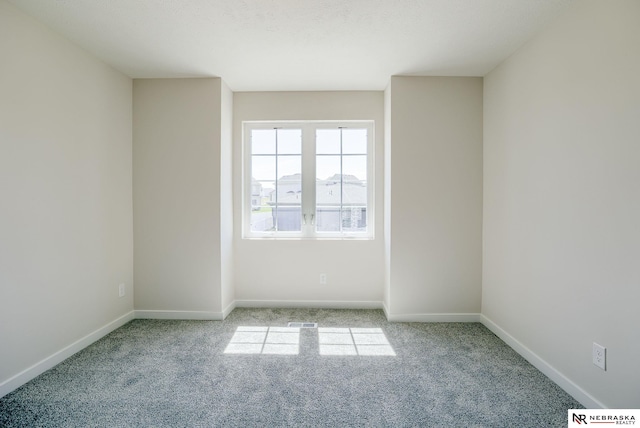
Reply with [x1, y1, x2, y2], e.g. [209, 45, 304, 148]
[243, 121, 374, 239]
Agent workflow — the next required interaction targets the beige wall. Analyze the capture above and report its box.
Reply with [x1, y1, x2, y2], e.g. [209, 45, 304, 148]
[483, 0, 640, 408]
[387, 76, 483, 318]
[133, 78, 225, 316]
[0, 0, 133, 388]
[233, 91, 385, 305]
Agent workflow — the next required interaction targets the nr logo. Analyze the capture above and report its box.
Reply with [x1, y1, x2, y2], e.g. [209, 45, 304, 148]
[573, 413, 588, 424]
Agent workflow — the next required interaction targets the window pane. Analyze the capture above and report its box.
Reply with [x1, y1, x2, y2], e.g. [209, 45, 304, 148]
[316, 129, 340, 154]
[316, 155, 340, 181]
[252, 129, 276, 154]
[276, 206, 301, 231]
[251, 206, 274, 232]
[342, 207, 367, 232]
[252, 156, 275, 181]
[342, 155, 366, 182]
[278, 155, 301, 180]
[277, 129, 302, 154]
[316, 207, 340, 232]
[273, 153, 301, 232]
[342, 180, 367, 206]
[316, 180, 340, 207]
[342, 129, 367, 154]
[277, 155, 302, 210]
[250, 179, 273, 209]
[276, 177, 302, 205]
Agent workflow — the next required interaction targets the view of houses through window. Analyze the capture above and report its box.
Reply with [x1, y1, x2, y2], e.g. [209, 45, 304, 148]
[250, 128, 302, 232]
[246, 122, 371, 238]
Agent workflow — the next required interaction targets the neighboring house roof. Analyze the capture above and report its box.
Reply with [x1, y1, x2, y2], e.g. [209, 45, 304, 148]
[270, 175, 367, 205]
[316, 181, 366, 205]
[326, 174, 361, 182]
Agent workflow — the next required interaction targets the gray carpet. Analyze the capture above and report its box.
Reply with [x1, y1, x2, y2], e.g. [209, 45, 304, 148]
[0, 308, 582, 427]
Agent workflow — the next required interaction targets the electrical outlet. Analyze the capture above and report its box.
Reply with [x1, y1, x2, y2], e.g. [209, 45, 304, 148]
[319, 273, 327, 285]
[118, 283, 125, 298]
[593, 342, 606, 370]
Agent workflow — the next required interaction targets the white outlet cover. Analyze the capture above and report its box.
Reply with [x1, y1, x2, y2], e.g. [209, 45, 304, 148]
[118, 283, 125, 297]
[592, 342, 606, 370]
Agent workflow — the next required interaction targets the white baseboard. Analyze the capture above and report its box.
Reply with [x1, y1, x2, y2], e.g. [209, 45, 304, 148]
[382, 301, 390, 319]
[234, 299, 384, 310]
[134, 310, 224, 320]
[480, 314, 606, 409]
[222, 301, 236, 319]
[0, 310, 135, 399]
[386, 312, 481, 322]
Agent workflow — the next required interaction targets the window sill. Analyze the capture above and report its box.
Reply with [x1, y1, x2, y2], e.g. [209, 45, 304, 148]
[242, 235, 375, 241]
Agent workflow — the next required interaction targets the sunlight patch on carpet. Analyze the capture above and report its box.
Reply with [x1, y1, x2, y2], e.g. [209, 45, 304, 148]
[319, 327, 396, 356]
[224, 326, 300, 355]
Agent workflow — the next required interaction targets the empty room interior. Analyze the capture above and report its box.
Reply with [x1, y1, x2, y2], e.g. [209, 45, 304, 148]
[1, 0, 639, 425]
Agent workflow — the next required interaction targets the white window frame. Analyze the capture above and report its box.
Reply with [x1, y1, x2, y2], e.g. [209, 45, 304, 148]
[242, 120, 374, 239]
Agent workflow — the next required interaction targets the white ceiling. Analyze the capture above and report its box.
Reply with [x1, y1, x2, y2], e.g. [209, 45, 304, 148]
[9, 0, 573, 91]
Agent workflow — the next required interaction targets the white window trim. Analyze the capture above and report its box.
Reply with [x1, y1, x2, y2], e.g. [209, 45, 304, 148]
[242, 120, 375, 240]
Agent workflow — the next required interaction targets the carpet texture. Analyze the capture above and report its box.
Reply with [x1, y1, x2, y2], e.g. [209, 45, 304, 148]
[0, 308, 582, 427]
